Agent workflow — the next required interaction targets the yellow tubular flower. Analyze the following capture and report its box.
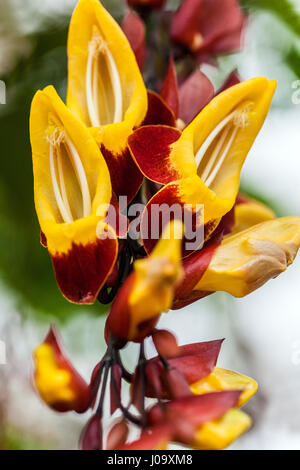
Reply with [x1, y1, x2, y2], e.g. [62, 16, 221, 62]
[30, 85, 118, 304]
[107, 220, 184, 341]
[34, 344, 75, 406]
[67, 0, 148, 202]
[191, 367, 258, 408]
[128, 220, 184, 338]
[194, 409, 251, 450]
[129, 78, 276, 238]
[33, 326, 90, 413]
[193, 217, 300, 297]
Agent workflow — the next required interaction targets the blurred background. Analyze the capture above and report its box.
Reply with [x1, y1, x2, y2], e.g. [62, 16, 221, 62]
[0, 0, 300, 449]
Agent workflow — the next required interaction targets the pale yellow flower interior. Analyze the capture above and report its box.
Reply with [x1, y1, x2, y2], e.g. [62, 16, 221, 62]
[47, 125, 92, 224]
[86, 26, 123, 127]
[196, 101, 253, 190]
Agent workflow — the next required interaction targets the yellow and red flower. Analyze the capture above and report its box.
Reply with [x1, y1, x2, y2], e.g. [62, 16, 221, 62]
[129, 77, 276, 254]
[106, 220, 183, 342]
[33, 326, 91, 413]
[67, 0, 147, 204]
[30, 85, 118, 304]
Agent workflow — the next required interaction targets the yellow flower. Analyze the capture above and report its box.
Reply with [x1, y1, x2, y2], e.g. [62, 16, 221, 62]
[129, 77, 277, 253]
[30, 85, 118, 303]
[67, 0, 148, 202]
[106, 220, 183, 341]
[194, 217, 300, 297]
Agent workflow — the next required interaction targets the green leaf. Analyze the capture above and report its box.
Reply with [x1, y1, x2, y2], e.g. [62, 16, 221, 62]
[241, 0, 300, 37]
[285, 46, 300, 76]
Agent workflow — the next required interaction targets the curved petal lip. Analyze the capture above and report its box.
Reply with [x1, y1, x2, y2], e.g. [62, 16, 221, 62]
[51, 234, 118, 304]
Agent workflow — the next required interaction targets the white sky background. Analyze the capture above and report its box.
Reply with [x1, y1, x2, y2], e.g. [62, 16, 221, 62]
[1, 0, 300, 450]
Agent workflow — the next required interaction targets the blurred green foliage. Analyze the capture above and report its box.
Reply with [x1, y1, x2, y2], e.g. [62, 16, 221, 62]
[241, 0, 300, 37]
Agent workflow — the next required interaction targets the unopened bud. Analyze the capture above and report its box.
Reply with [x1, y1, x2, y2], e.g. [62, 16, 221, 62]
[79, 414, 102, 450]
[152, 329, 180, 358]
[106, 420, 129, 450]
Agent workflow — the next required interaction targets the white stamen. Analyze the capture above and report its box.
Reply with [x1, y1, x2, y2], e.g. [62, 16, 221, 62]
[201, 125, 230, 183]
[105, 46, 123, 123]
[86, 29, 123, 126]
[49, 144, 73, 224]
[64, 135, 92, 218]
[86, 44, 101, 127]
[195, 110, 236, 168]
[57, 148, 73, 221]
[204, 125, 239, 187]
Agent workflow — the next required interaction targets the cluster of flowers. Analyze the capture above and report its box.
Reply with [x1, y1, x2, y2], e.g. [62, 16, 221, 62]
[30, 0, 300, 450]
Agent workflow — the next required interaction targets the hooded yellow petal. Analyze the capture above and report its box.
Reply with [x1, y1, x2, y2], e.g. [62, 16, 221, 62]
[194, 409, 251, 450]
[164, 78, 276, 223]
[128, 220, 184, 338]
[191, 367, 258, 408]
[194, 217, 300, 297]
[30, 85, 112, 254]
[232, 196, 275, 234]
[67, 0, 147, 154]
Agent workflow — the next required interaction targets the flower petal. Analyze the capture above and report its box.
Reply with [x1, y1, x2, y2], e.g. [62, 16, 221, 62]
[160, 58, 179, 119]
[117, 425, 170, 450]
[149, 390, 241, 428]
[122, 11, 145, 71]
[129, 125, 182, 184]
[232, 194, 275, 234]
[142, 91, 176, 127]
[33, 326, 90, 413]
[67, 0, 147, 202]
[178, 69, 214, 126]
[67, 0, 147, 130]
[146, 339, 224, 395]
[191, 367, 258, 408]
[30, 86, 117, 304]
[194, 409, 251, 450]
[140, 176, 221, 255]
[107, 220, 183, 341]
[195, 217, 300, 297]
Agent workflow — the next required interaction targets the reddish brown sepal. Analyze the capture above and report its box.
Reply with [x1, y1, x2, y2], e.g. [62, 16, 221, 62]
[142, 91, 176, 127]
[152, 329, 179, 358]
[106, 272, 160, 342]
[117, 425, 171, 450]
[161, 367, 193, 399]
[106, 420, 129, 450]
[174, 232, 223, 301]
[100, 144, 144, 205]
[127, 0, 166, 9]
[160, 58, 179, 118]
[178, 70, 214, 126]
[129, 125, 181, 184]
[51, 235, 118, 304]
[122, 11, 145, 71]
[146, 339, 224, 391]
[217, 70, 241, 94]
[44, 326, 91, 413]
[149, 390, 241, 428]
[110, 364, 122, 414]
[79, 414, 102, 450]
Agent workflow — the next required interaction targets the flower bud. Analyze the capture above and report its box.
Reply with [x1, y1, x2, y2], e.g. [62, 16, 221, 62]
[152, 329, 180, 358]
[106, 420, 129, 450]
[79, 414, 102, 450]
[33, 326, 90, 413]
